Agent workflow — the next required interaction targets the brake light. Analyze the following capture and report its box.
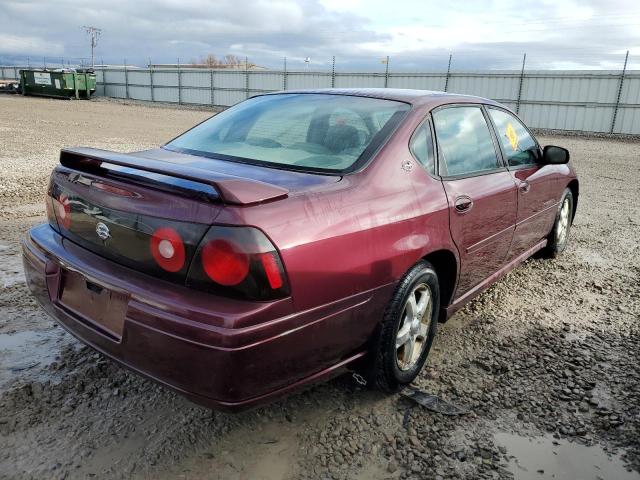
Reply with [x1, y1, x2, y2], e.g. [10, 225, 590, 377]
[150, 227, 186, 272]
[202, 239, 250, 286]
[187, 226, 289, 300]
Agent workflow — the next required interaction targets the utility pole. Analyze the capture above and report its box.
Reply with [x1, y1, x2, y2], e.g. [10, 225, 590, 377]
[83, 26, 102, 67]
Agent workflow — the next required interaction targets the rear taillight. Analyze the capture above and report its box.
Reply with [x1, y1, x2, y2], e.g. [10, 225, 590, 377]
[150, 227, 186, 272]
[202, 239, 250, 286]
[187, 226, 289, 300]
[260, 252, 284, 289]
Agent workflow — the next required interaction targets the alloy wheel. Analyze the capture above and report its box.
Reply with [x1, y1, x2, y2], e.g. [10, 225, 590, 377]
[395, 283, 433, 371]
[556, 198, 571, 245]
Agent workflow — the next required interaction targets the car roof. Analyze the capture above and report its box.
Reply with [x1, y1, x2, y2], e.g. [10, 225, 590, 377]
[263, 88, 502, 109]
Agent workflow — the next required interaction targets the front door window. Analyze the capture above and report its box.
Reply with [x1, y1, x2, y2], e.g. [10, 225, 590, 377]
[487, 108, 539, 167]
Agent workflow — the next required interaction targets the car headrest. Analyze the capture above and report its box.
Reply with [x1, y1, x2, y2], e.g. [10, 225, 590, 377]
[323, 124, 361, 154]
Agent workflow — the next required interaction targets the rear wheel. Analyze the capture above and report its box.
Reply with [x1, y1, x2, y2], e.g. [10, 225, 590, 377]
[542, 188, 574, 258]
[369, 261, 440, 392]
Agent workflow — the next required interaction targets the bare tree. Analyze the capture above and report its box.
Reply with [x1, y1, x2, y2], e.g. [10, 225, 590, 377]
[203, 54, 218, 67]
[190, 54, 255, 68]
[223, 54, 242, 65]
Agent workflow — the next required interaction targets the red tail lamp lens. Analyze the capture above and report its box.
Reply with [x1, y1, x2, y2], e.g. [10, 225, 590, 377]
[260, 252, 284, 289]
[188, 226, 289, 300]
[151, 227, 186, 272]
[54, 194, 71, 229]
[202, 239, 250, 286]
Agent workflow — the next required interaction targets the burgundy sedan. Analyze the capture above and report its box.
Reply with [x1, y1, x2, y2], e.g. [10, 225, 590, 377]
[23, 89, 578, 411]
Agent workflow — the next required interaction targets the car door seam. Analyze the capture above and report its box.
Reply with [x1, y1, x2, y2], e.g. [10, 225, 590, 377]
[514, 201, 560, 227]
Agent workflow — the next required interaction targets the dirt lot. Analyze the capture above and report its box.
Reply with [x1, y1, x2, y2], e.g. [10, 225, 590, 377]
[0, 95, 639, 480]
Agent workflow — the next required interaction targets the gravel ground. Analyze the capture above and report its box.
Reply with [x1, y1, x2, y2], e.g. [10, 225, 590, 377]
[0, 95, 639, 480]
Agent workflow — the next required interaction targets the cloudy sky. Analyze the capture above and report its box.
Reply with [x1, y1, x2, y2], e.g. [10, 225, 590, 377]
[0, 0, 638, 70]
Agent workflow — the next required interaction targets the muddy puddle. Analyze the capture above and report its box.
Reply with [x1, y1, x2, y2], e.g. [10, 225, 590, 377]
[495, 432, 640, 480]
[0, 328, 76, 387]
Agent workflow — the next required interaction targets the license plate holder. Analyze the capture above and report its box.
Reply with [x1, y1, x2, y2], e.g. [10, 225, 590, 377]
[58, 269, 128, 341]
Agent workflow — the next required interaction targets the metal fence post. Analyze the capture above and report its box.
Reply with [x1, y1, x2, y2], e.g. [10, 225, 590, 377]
[516, 53, 527, 114]
[245, 56, 249, 99]
[210, 68, 215, 106]
[124, 59, 129, 100]
[100, 67, 105, 96]
[444, 54, 452, 92]
[610, 50, 629, 134]
[331, 56, 336, 88]
[384, 56, 390, 88]
[13, 66, 18, 80]
[149, 59, 155, 102]
[177, 58, 182, 104]
[283, 57, 288, 91]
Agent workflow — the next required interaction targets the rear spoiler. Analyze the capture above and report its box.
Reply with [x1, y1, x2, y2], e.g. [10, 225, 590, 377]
[59, 147, 289, 205]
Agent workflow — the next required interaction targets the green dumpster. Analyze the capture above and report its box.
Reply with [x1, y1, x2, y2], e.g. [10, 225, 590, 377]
[20, 68, 96, 99]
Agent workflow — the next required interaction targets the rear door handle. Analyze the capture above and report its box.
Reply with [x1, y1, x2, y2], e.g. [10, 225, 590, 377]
[519, 181, 531, 193]
[454, 195, 473, 213]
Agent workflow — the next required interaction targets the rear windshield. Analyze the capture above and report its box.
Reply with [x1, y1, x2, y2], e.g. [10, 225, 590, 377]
[165, 93, 410, 173]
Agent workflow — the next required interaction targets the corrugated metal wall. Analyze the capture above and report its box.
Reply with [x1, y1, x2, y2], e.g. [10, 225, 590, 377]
[0, 66, 20, 80]
[2, 66, 638, 134]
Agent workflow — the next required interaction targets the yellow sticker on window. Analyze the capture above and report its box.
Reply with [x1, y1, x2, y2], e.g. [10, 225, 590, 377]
[506, 123, 519, 151]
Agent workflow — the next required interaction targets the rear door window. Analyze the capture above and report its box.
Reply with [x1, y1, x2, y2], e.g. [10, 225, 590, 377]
[409, 122, 435, 174]
[432, 106, 500, 177]
[488, 108, 539, 167]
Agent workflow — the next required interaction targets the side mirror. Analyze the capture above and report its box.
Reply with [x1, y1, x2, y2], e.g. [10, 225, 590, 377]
[543, 145, 570, 165]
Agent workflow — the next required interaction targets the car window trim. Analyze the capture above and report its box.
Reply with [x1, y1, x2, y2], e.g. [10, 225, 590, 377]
[430, 103, 507, 180]
[485, 105, 542, 170]
[438, 166, 510, 181]
[481, 105, 509, 169]
[408, 116, 439, 179]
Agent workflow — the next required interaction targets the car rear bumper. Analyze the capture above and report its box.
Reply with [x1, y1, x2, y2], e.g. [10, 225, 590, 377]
[22, 224, 391, 411]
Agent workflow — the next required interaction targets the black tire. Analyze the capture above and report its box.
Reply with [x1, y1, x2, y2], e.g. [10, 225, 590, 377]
[368, 261, 440, 392]
[542, 188, 574, 258]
